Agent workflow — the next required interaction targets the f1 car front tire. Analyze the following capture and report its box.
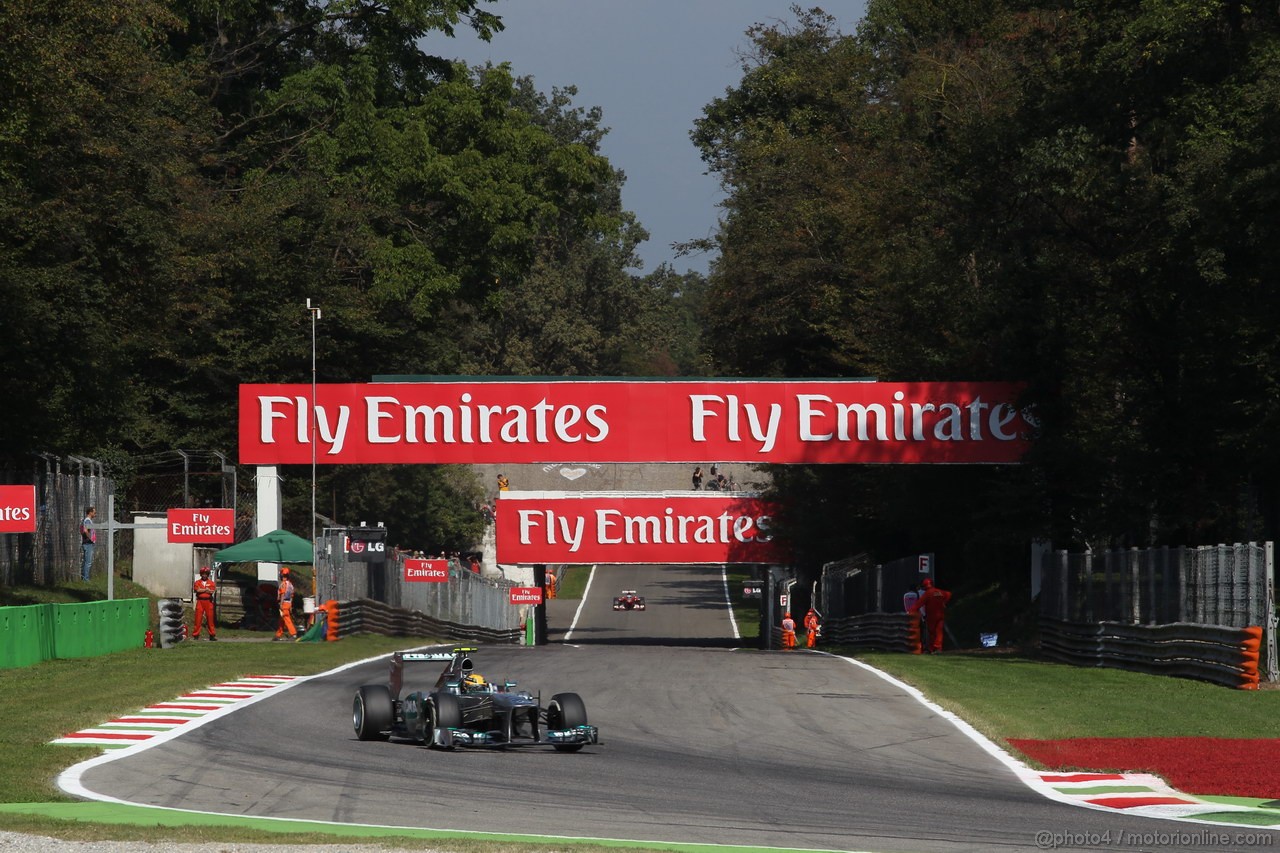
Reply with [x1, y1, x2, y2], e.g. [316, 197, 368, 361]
[353, 685, 393, 741]
[547, 692, 588, 752]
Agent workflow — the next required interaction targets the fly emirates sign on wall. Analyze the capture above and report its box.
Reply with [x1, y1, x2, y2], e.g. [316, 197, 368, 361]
[497, 493, 784, 565]
[238, 380, 1031, 465]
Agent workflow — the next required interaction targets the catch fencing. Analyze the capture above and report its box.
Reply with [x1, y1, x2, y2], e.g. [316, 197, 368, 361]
[1, 450, 253, 589]
[815, 552, 927, 651]
[318, 529, 522, 638]
[0, 456, 113, 587]
[1039, 542, 1277, 685]
[819, 552, 931, 618]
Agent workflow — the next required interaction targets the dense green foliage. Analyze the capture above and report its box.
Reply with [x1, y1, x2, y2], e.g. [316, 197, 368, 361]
[693, 2, 1280, 591]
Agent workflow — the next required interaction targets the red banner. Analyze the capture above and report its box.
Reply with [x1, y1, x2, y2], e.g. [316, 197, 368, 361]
[238, 380, 1030, 465]
[166, 508, 236, 544]
[496, 493, 786, 565]
[510, 586, 543, 605]
[0, 485, 36, 533]
[404, 558, 449, 582]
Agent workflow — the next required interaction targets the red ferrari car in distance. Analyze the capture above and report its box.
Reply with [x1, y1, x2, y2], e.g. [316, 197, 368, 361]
[613, 590, 646, 611]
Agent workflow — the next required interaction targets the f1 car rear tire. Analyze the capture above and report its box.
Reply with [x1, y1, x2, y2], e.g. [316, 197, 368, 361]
[547, 692, 588, 752]
[427, 692, 463, 747]
[353, 685, 393, 741]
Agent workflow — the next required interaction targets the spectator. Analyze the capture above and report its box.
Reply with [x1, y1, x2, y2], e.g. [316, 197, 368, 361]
[497, 473, 510, 492]
[79, 506, 96, 581]
[691, 466, 703, 490]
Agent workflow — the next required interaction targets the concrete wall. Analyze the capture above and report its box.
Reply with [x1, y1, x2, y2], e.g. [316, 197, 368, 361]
[131, 513, 195, 599]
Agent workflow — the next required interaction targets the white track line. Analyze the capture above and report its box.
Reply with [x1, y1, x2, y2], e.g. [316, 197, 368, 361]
[719, 564, 741, 639]
[562, 564, 597, 642]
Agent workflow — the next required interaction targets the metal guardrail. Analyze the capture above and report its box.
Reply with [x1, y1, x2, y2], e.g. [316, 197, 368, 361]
[1040, 617, 1263, 689]
[336, 598, 521, 644]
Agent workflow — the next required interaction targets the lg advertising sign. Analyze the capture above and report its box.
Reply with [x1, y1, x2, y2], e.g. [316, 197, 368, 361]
[496, 492, 786, 565]
[0, 485, 36, 533]
[345, 527, 388, 563]
[404, 559, 449, 582]
[238, 380, 1031, 466]
[166, 508, 235, 544]
[345, 537, 387, 563]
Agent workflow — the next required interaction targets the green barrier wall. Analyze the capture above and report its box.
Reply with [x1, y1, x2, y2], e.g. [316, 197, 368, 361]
[0, 605, 55, 668]
[0, 599, 148, 669]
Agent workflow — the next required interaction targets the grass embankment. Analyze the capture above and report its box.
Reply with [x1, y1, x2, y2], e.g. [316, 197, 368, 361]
[553, 564, 593, 599]
[726, 568, 761, 640]
[850, 650, 1280, 743]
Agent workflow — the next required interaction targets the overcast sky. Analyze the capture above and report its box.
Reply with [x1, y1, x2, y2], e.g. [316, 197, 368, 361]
[422, 1, 867, 276]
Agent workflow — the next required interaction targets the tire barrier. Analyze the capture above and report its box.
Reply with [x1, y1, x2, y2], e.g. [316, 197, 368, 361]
[156, 598, 186, 649]
[336, 598, 521, 645]
[818, 612, 920, 653]
[1039, 617, 1265, 689]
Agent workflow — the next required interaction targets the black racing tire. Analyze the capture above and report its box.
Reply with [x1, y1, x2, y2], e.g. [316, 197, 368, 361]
[353, 685, 393, 741]
[427, 692, 463, 747]
[547, 692, 588, 752]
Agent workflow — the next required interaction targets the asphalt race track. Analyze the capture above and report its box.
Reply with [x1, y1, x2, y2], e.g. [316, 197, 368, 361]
[77, 565, 1279, 852]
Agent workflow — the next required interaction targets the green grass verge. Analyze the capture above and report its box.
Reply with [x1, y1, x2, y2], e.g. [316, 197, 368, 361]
[553, 565, 594, 599]
[849, 649, 1280, 744]
[725, 569, 761, 641]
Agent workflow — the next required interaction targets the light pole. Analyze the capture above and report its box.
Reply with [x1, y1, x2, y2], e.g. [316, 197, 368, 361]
[306, 298, 321, 609]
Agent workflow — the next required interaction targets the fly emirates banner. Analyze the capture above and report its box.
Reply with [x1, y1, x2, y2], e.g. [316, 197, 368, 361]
[238, 380, 1031, 465]
[496, 493, 784, 565]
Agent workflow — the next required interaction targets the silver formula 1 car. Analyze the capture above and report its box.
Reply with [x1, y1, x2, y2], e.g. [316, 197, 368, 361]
[352, 646, 599, 751]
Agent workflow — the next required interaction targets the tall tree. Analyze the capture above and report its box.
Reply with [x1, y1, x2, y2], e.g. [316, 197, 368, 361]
[695, 0, 1280, 595]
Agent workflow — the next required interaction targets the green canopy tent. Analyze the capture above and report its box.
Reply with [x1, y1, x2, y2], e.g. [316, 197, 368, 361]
[211, 530, 316, 633]
[212, 529, 314, 564]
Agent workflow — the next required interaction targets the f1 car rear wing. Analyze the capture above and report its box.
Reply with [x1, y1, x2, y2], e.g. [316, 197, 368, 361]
[391, 647, 477, 699]
[401, 652, 455, 662]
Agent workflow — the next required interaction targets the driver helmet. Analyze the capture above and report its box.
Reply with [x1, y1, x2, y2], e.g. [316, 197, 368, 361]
[464, 673, 486, 689]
